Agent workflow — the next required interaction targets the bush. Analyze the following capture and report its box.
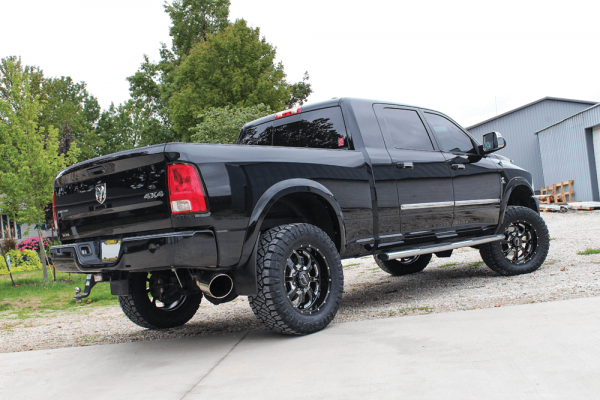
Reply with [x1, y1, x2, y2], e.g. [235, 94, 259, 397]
[0, 249, 42, 274]
[1, 237, 18, 253]
[17, 237, 50, 252]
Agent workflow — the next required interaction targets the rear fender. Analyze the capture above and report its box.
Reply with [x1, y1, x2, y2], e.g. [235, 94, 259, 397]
[232, 179, 346, 295]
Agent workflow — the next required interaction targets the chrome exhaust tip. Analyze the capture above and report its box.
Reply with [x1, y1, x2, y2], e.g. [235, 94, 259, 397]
[196, 273, 233, 299]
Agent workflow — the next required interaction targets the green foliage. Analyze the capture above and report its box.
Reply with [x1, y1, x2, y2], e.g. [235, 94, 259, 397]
[0, 249, 42, 274]
[0, 56, 100, 163]
[127, 2, 311, 145]
[126, 0, 232, 145]
[170, 19, 299, 141]
[165, 0, 231, 58]
[190, 104, 272, 144]
[94, 101, 143, 155]
[578, 248, 600, 255]
[0, 57, 79, 226]
[38, 75, 101, 161]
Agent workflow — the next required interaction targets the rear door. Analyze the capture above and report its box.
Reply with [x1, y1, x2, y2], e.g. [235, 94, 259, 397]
[374, 104, 454, 236]
[422, 112, 502, 229]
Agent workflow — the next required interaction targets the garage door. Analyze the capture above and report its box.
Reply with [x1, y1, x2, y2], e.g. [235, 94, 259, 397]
[594, 125, 600, 197]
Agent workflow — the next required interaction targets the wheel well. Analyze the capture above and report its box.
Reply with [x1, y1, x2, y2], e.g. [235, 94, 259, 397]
[507, 185, 537, 212]
[260, 192, 342, 251]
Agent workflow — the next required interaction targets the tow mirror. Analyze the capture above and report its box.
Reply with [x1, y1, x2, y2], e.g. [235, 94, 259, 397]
[481, 132, 506, 154]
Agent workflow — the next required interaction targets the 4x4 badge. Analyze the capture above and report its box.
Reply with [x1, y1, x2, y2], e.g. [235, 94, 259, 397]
[95, 183, 106, 204]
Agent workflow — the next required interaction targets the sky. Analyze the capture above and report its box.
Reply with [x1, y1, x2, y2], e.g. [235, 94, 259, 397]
[1, 0, 599, 127]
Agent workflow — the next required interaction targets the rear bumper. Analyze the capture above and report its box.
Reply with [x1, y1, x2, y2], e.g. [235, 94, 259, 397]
[50, 231, 218, 273]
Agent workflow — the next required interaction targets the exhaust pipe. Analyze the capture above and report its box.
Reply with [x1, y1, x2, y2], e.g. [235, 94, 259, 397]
[196, 273, 233, 299]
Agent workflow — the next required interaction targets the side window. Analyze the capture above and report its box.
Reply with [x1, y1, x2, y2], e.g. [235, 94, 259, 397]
[301, 107, 348, 149]
[381, 108, 434, 151]
[238, 122, 272, 145]
[424, 113, 476, 154]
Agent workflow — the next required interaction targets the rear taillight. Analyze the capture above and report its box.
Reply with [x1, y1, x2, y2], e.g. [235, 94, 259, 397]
[52, 191, 58, 230]
[167, 164, 208, 214]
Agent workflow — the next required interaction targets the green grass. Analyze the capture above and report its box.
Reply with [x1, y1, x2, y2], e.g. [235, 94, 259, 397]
[0, 269, 117, 319]
[343, 263, 359, 268]
[438, 263, 458, 269]
[578, 248, 600, 255]
[549, 238, 556, 241]
[469, 261, 485, 267]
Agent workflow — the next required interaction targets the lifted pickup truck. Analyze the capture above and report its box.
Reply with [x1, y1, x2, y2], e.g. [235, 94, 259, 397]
[50, 98, 549, 335]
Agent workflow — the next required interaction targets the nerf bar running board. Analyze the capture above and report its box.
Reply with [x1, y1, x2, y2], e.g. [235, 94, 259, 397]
[378, 234, 505, 261]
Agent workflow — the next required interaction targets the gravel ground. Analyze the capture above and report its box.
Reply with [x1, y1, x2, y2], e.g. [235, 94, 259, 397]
[2, 211, 600, 353]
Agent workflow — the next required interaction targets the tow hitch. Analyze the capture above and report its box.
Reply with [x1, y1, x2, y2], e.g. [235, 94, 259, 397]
[74, 274, 100, 303]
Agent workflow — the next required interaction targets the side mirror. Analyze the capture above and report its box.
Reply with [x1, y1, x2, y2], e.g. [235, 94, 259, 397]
[481, 131, 506, 154]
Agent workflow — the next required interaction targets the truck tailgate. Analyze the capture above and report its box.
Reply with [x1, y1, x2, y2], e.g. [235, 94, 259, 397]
[55, 145, 171, 241]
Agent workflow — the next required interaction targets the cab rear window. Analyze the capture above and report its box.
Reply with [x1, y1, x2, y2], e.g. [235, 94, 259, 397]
[238, 107, 349, 149]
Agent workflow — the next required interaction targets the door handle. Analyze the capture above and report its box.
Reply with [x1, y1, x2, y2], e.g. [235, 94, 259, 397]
[396, 162, 414, 169]
[451, 164, 465, 170]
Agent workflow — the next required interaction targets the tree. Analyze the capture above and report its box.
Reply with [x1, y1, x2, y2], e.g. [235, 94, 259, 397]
[126, 0, 232, 145]
[0, 57, 79, 281]
[95, 101, 143, 155]
[169, 19, 310, 141]
[38, 76, 101, 161]
[165, 0, 231, 58]
[190, 104, 272, 144]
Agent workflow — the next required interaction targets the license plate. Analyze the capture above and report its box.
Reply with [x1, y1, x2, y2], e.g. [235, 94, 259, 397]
[101, 240, 121, 261]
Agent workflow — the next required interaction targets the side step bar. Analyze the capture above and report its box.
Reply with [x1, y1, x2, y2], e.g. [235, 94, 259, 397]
[378, 234, 505, 261]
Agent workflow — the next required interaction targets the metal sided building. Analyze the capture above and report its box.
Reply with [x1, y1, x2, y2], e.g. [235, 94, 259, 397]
[536, 104, 600, 201]
[466, 97, 596, 192]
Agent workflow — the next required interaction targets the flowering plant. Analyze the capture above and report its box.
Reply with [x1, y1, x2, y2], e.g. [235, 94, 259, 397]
[17, 237, 51, 252]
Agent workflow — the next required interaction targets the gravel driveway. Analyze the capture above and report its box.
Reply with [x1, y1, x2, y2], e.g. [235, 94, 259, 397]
[2, 211, 600, 353]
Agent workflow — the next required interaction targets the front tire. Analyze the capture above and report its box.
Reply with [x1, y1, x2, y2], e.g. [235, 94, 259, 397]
[119, 271, 202, 329]
[480, 206, 550, 276]
[249, 223, 344, 335]
[374, 254, 432, 276]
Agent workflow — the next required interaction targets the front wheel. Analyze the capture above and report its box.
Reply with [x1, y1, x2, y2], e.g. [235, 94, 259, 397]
[249, 223, 344, 335]
[119, 271, 202, 329]
[480, 206, 550, 276]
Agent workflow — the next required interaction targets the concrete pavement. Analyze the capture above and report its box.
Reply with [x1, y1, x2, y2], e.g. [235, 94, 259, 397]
[2, 297, 600, 400]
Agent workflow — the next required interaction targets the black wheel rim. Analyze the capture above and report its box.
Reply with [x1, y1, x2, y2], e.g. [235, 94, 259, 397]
[284, 245, 331, 315]
[146, 272, 187, 311]
[501, 221, 537, 265]
[397, 255, 420, 264]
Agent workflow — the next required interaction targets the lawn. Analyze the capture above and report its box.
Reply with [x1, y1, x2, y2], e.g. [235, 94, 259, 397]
[0, 269, 118, 319]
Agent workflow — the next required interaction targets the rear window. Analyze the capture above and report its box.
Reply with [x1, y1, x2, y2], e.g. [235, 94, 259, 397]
[238, 122, 272, 145]
[238, 107, 348, 149]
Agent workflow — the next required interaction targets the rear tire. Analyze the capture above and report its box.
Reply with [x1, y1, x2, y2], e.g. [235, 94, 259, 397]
[119, 271, 201, 329]
[249, 223, 344, 335]
[480, 206, 550, 276]
[374, 254, 432, 276]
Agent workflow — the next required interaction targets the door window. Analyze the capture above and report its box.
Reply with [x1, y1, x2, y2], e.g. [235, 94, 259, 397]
[424, 113, 476, 154]
[381, 108, 434, 151]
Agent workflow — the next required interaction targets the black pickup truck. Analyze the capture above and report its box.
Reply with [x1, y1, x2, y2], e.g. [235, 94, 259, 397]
[50, 97, 549, 335]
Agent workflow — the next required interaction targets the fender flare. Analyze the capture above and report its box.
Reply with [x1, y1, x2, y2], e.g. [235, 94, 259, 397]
[232, 179, 346, 295]
[495, 177, 537, 234]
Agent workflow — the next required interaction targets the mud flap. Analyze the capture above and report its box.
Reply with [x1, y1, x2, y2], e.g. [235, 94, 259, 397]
[232, 238, 258, 296]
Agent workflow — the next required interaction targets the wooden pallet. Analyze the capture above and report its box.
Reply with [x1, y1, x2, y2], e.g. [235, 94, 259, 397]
[568, 202, 600, 211]
[534, 180, 574, 205]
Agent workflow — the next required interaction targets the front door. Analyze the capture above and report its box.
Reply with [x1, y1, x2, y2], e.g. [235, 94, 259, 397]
[422, 112, 502, 230]
[374, 104, 454, 236]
